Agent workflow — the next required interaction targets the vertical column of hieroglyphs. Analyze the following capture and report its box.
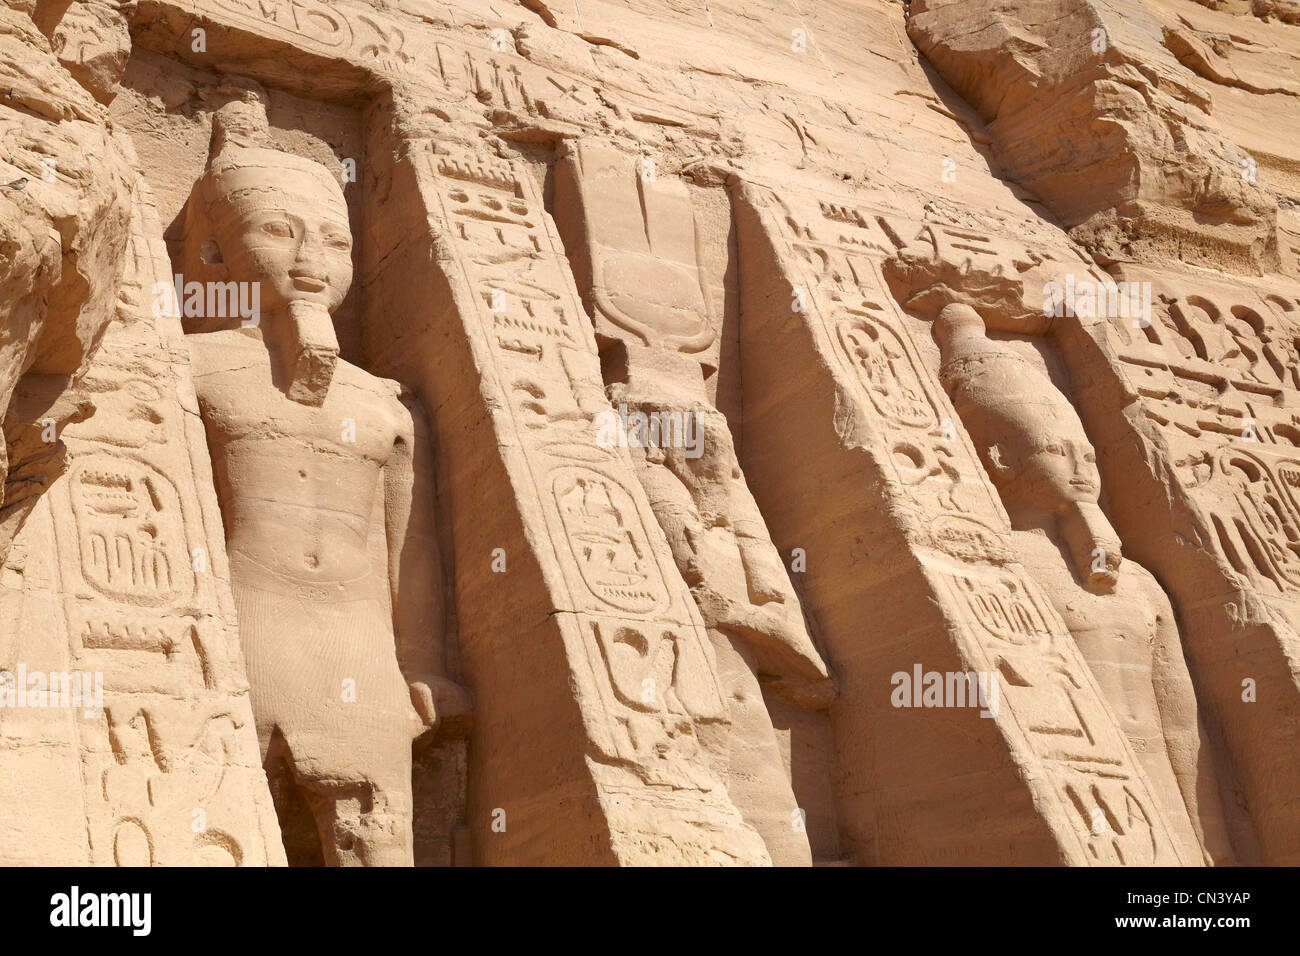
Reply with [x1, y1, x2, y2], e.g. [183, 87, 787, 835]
[730, 179, 1185, 865]
[1058, 263, 1300, 864]
[0, 0, 125, 864]
[363, 131, 769, 864]
[41, 169, 285, 866]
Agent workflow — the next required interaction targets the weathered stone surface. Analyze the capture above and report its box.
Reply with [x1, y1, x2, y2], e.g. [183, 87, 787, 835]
[0, 1, 282, 867]
[908, 0, 1277, 272]
[0, 0, 133, 563]
[1, 0, 1298, 867]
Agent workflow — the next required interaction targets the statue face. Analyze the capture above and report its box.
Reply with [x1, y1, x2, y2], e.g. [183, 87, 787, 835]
[987, 419, 1100, 511]
[208, 164, 353, 315]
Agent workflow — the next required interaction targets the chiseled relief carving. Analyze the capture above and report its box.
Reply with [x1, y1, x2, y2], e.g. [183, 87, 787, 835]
[414, 136, 757, 851]
[1103, 271, 1300, 598]
[14, 0, 1300, 873]
[24, 170, 287, 865]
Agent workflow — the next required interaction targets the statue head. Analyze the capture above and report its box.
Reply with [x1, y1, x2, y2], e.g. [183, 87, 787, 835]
[936, 303, 1120, 589]
[199, 154, 352, 317]
[177, 95, 349, 404]
[936, 304, 1098, 509]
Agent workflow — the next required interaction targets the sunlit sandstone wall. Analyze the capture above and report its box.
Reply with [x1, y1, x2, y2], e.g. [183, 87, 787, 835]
[2, 0, 1298, 865]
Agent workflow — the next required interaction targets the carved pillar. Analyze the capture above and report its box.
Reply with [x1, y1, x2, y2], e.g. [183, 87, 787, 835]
[730, 178, 1186, 865]
[550, 140, 837, 865]
[361, 133, 768, 864]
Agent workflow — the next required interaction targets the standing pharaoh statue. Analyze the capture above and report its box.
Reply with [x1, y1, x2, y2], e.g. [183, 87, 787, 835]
[935, 302, 1235, 865]
[177, 97, 461, 865]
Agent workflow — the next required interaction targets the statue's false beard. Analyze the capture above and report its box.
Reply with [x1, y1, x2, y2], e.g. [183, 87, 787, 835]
[1059, 500, 1122, 593]
[272, 299, 339, 406]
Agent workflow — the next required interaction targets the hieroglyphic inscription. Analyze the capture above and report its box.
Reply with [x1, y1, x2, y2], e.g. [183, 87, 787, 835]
[746, 181, 1182, 863]
[418, 142, 735, 795]
[1106, 268, 1300, 596]
[776, 191, 1006, 549]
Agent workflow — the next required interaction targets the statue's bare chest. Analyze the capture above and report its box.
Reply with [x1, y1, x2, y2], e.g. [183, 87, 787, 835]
[190, 336, 401, 464]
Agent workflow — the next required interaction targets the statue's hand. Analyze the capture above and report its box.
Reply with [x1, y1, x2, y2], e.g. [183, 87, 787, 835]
[408, 674, 473, 736]
[691, 583, 833, 693]
[409, 679, 439, 730]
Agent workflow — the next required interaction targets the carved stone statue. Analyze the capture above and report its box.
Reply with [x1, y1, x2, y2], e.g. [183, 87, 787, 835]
[613, 353, 836, 864]
[556, 141, 834, 864]
[178, 97, 460, 865]
[935, 302, 1235, 865]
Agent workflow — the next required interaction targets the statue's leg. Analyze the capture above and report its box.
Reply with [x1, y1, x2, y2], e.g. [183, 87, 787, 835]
[262, 732, 327, 866]
[709, 631, 813, 866]
[351, 778, 415, 867]
[296, 734, 416, 867]
[297, 780, 414, 867]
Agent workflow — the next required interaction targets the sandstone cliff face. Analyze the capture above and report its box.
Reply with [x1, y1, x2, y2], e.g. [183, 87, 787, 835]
[0, 0, 132, 562]
[908, 0, 1278, 271]
[0, 0, 1298, 866]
